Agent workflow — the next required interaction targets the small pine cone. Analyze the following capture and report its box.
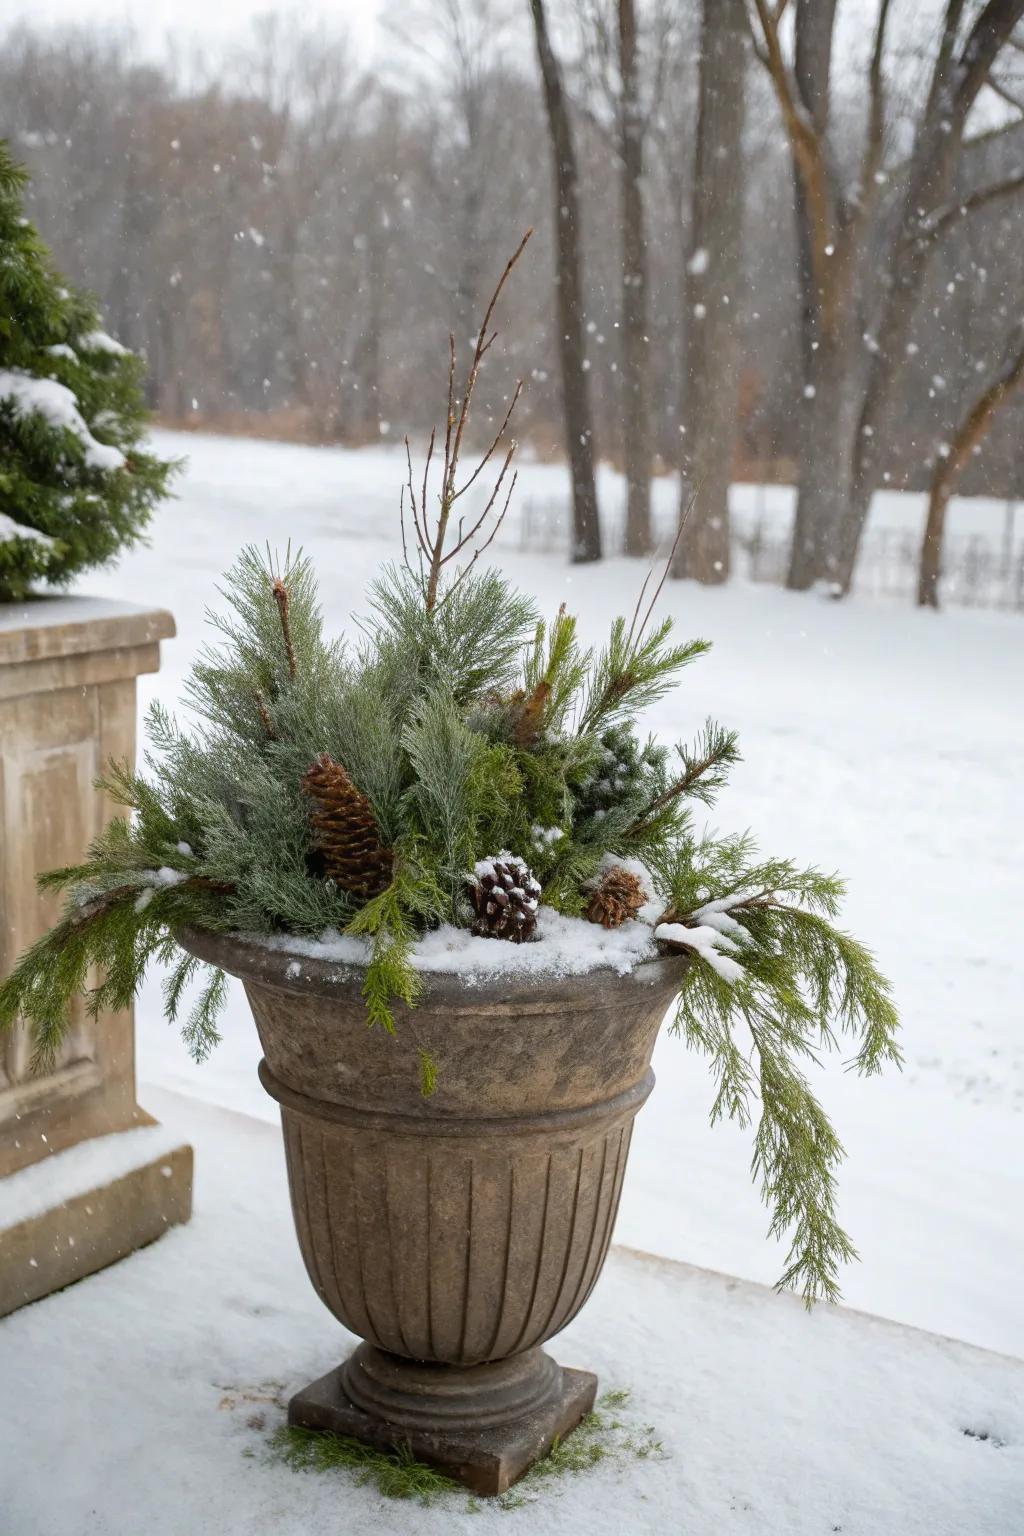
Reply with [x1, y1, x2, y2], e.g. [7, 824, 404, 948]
[469, 852, 541, 944]
[302, 754, 393, 897]
[586, 866, 646, 929]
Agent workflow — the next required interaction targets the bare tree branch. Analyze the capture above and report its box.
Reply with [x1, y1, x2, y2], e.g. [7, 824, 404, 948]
[402, 230, 533, 612]
[984, 69, 1024, 112]
[913, 165, 1024, 243]
[919, 317, 1024, 606]
[857, 0, 894, 210]
[747, 0, 840, 314]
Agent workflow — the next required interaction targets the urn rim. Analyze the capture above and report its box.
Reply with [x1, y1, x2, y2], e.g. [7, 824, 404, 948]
[176, 922, 689, 1011]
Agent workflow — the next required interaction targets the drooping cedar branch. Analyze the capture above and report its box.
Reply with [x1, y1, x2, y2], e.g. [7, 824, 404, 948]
[400, 230, 533, 613]
[67, 876, 235, 935]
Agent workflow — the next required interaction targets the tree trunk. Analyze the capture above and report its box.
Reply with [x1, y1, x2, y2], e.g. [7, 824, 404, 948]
[618, 0, 651, 556]
[917, 479, 951, 609]
[674, 0, 746, 584]
[353, 219, 386, 442]
[788, 330, 855, 589]
[918, 323, 1024, 608]
[529, 0, 602, 563]
[785, 0, 844, 590]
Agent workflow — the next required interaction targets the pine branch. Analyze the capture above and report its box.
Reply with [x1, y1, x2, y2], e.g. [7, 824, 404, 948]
[627, 718, 740, 832]
[272, 576, 298, 678]
[578, 616, 710, 734]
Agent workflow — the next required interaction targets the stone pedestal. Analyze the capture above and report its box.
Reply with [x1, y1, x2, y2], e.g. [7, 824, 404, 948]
[0, 596, 193, 1317]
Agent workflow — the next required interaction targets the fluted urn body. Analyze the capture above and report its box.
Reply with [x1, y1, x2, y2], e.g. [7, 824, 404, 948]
[179, 928, 686, 1492]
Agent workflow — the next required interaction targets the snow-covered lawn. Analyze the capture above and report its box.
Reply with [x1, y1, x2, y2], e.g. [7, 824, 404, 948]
[85, 429, 1024, 1358]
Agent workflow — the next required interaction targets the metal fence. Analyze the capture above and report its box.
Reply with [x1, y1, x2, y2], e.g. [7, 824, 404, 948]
[515, 497, 1024, 612]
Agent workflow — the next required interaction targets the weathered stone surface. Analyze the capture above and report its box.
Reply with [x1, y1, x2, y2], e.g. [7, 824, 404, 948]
[289, 1353, 597, 1496]
[178, 926, 688, 1490]
[0, 1139, 193, 1318]
[0, 597, 191, 1311]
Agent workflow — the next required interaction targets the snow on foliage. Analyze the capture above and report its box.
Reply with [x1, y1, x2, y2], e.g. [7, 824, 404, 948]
[0, 141, 173, 599]
[0, 369, 126, 471]
[0, 510, 56, 547]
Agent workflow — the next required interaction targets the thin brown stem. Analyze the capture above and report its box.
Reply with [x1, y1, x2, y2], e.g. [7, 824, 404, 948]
[438, 443, 516, 566]
[436, 470, 519, 612]
[445, 228, 534, 503]
[626, 745, 721, 835]
[254, 690, 277, 741]
[271, 578, 297, 679]
[451, 380, 523, 503]
[635, 498, 692, 643]
[421, 425, 436, 536]
[403, 229, 533, 613]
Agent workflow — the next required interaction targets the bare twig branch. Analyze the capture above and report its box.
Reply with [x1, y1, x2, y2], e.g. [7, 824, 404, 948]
[403, 436, 429, 562]
[451, 381, 523, 503]
[747, 0, 839, 315]
[421, 425, 436, 542]
[913, 165, 1024, 244]
[441, 226, 534, 508]
[985, 69, 1024, 112]
[636, 500, 691, 642]
[438, 469, 519, 611]
[401, 228, 533, 613]
[858, 0, 894, 210]
[439, 442, 517, 566]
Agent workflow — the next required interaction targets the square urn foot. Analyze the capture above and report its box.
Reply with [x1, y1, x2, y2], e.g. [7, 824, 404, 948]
[288, 1358, 598, 1496]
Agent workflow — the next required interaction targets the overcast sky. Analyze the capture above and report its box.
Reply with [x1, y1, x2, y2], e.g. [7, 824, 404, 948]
[0, 0, 963, 89]
[1, 0, 383, 61]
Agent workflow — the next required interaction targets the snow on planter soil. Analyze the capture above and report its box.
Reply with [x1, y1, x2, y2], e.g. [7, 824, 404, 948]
[3, 1089, 1021, 1536]
[258, 907, 658, 980]
[80, 430, 1024, 1358]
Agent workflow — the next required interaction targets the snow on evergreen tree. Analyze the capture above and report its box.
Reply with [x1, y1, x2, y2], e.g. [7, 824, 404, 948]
[0, 141, 174, 601]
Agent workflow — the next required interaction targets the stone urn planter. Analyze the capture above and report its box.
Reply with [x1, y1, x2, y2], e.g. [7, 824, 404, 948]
[179, 925, 688, 1494]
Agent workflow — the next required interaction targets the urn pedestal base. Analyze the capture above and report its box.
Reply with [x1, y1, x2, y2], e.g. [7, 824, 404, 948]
[288, 1344, 597, 1495]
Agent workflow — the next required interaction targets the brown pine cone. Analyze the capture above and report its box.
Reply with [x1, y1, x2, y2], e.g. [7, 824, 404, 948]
[586, 866, 646, 929]
[469, 853, 541, 943]
[302, 754, 393, 897]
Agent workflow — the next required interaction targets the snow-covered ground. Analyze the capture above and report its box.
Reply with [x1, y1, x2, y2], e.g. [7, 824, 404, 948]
[81, 429, 1024, 1357]
[4, 1089, 1022, 1536]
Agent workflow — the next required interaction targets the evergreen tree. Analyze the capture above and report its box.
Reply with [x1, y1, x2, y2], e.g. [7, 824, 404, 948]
[0, 141, 174, 601]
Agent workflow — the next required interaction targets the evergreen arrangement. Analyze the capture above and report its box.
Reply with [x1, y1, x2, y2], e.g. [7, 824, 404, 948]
[0, 235, 899, 1304]
[0, 140, 174, 600]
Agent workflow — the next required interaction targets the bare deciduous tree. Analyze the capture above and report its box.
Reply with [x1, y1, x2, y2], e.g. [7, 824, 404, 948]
[529, 0, 602, 562]
[617, 0, 652, 555]
[748, 0, 1024, 593]
[674, 0, 747, 584]
[575, 0, 676, 554]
